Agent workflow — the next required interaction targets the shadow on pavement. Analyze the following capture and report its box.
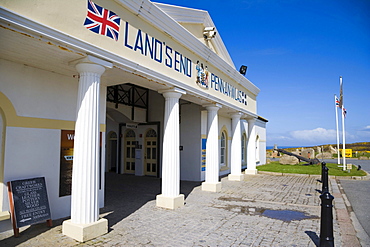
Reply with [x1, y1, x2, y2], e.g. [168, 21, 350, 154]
[95, 172, 201, 231]
[305, 230, 319, 246]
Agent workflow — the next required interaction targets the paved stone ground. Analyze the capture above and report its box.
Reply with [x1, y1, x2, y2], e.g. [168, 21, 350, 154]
[0, 173, 351, 246]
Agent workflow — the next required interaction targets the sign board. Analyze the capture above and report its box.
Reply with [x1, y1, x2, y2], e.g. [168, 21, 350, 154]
[8, 177, 52, 229]
[340, 149, 352, 158]
[60, 130, 74, 196]
[126, 123, 138, 129]
[201, 138, 206, 171]
[60, 130, 103, 196]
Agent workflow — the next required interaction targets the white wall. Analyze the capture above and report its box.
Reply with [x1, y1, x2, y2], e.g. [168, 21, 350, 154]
[256, 119, 267, 165]
[240, 119, 267, 168]
[0, 59, 106, 222]
[3, 128, 70, 219]
[180, 103, 201, 181]
[0, 59, 77, 120]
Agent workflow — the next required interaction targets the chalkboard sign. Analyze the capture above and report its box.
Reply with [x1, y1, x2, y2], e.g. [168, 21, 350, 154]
[8, 177, 51, 229]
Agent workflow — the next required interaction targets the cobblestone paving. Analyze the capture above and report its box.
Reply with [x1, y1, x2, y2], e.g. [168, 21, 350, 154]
[0, 173, 342, 246]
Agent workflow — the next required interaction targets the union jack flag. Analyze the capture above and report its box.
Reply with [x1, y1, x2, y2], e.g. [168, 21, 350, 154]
[342, 106, 347, 118]
[84, 0, 120, 41]
[335, 95, 340, 107]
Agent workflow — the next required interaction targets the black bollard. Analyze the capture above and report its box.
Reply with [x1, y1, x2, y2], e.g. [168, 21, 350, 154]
[320, 191, 334, 246]
[320, 162, 326, 182]
[321, 162, 329, 193]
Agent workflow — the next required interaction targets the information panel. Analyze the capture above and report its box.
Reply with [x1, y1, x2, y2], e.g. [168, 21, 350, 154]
[9, 177, 51, 228]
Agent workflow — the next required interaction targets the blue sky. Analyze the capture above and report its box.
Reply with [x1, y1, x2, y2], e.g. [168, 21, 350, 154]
[154, 0, 370, 147]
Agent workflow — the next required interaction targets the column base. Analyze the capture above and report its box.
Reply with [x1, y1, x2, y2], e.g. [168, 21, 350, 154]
[245, 169, 258, 175]
[156, 194, 184, 209]
[62, 218, 108, 242]
[228, 174, 245, 181]
[201, 182, 222, 192]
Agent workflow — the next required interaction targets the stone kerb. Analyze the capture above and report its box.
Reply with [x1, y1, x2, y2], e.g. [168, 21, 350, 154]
[257, 170, 370, 180]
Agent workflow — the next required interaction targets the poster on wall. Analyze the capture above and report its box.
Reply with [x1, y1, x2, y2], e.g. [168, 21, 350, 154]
[59, 130, 103, 197]
[59, 130, 74, 197]
[201, 138, 206, 171]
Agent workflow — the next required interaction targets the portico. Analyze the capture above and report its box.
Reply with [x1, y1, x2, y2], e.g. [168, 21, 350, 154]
[0, 0, 267, 242]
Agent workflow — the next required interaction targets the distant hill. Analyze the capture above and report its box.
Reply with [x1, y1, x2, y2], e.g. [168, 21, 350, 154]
[336, 142, 370, 151]
[311, 142, 370, 152]
[273, 142, 370, 152]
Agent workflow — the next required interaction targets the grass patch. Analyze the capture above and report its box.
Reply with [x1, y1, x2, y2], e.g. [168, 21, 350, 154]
[257, 161, 367, 176]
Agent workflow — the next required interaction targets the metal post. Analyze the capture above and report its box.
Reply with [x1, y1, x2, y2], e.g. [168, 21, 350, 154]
[320, 191, 335, 246]
[321, 162, 329, 193]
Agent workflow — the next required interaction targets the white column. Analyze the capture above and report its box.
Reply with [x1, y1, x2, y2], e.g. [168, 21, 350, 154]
[202, 104, 222, 192]
[228, 112, 244, 181]
[156, 88, 186, 209]
[63, 57, 111, 242]
[245, 118, 257, 175]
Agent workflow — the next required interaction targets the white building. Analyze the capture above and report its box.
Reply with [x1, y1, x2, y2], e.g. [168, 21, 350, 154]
[0, 0, 267, 242]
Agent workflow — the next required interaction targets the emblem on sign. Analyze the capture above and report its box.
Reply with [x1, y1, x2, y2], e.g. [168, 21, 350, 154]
[196, 61, 209, 89]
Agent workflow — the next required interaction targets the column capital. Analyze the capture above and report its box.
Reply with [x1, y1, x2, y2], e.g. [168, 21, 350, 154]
[246, 117, 257, 124]
[76, 63, 106, 75]
[159, 87, 186, 99]
[231, 112, 242, 119]
[203, 103, 222, 111]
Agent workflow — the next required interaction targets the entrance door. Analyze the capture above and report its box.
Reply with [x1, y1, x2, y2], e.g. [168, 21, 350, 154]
[144, 129, 157, 176]
[124, 129, 136, 174]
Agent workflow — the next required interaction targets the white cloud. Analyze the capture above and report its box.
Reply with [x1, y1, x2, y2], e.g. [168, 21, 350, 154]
[267, 127, 359, 146]
[356, 126, 370, 139]
[290, 128, 337, 143]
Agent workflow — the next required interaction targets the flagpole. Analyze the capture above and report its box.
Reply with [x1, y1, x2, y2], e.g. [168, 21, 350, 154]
[342, 104, 346, 171]
[339, 76, 346, 171]
[334, 94, 340, 165]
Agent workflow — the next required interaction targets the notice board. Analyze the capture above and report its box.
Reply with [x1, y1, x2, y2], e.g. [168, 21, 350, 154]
[8, 177, 52, 229]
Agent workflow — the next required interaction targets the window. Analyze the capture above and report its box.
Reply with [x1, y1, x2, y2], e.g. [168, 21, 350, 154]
[109, 132, 117, 139]
[220, 131, 227, 168]
[126, 129, 136, 138]
[241, 133, 246, 162]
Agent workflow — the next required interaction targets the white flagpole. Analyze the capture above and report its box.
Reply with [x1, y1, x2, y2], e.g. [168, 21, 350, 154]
[339, 76, 346, 171]
[335, 95, 340, 165]
[342, 104, 346, 171]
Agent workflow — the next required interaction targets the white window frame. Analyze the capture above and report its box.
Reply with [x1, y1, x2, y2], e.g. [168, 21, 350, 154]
[220, 131, 227, 168]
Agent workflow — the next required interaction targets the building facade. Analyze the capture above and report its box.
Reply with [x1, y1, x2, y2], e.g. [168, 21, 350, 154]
[0, 0, 267, 241]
